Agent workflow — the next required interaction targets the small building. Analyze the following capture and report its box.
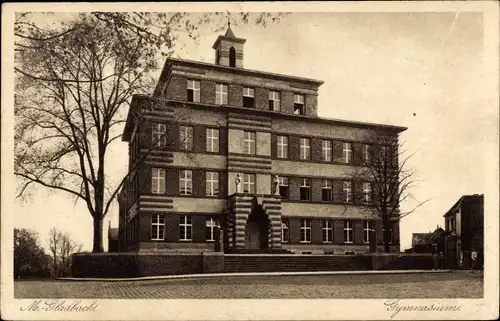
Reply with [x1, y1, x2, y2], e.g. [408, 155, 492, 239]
[117, 24, 407, 255]
[443, 194, 484, 269]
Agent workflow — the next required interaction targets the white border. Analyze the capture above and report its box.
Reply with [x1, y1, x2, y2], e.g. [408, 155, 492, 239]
[1, 2, 499, 320]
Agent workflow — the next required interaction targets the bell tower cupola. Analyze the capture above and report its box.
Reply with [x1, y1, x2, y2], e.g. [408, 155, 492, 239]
[212, 21, 246, 68]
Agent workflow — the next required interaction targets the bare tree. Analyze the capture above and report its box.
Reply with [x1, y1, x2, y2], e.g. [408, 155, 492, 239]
[14, 12, 287, 252]
[48, 228, 82, 276]
[349, 133, 429, 253]
[48, 228, 62, 276]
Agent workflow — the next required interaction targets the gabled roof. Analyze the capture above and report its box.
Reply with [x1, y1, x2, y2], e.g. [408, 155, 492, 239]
[443, 194, 484, 217]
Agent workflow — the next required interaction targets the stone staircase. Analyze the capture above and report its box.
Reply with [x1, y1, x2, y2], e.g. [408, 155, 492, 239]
[223, 254, 369, 273]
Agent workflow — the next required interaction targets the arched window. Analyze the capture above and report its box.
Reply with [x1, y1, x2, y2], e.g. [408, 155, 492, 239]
[229, 47, 236, 67]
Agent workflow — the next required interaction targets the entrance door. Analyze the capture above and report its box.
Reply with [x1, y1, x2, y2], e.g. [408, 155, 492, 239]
[245, 206, 269, 250]
[246, 221, 261, 249]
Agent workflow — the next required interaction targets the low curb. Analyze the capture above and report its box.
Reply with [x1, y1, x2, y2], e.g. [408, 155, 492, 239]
[58, 269, 453, 282]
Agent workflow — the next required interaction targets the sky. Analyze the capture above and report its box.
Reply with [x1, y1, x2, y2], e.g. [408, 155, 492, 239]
[12, 11, 497, 252]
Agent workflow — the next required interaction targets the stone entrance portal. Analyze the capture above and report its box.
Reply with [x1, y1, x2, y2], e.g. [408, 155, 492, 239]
[245, 206, 270, 250]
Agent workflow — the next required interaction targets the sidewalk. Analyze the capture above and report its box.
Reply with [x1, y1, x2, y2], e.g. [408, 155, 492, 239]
[59, 269, 453, 282]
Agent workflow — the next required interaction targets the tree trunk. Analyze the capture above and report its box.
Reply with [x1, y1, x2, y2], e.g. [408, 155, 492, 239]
[383, 216, 391, 253]
[92, 216, 104, 252]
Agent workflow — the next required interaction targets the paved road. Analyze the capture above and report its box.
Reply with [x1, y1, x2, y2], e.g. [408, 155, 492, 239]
[15, 271, 483, 299]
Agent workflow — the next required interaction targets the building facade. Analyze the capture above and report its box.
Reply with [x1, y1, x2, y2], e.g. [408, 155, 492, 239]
[443, 194, 484, 268]
[117, 26, 407, 254]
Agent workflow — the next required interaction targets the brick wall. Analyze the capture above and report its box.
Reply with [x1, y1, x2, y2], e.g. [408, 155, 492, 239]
[311, 179, 323, 202]
[228, 84, 243, 107]
[201, 80, 216, 105]
[255, 87, 268, 111]
[165, 75, 187, 101]
[281, 91, 294, 114]
[305, 94, 318, 116]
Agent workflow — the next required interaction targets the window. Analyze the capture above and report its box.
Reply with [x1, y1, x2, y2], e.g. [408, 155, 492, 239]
[229, 47, 236, 67]
[383, 227, 393, 244]
[294, 94, 305, 115]
[206, 217, 217, 242]
[269, 91, 280, 111]
[206, 128, 219, 153]
[300, 178, 310, 201]
[243, 87, 255, 108]
[278, 176, 289, 199]
[242, 173, 256, 194]
[179, 170, 192, 195]
[179, 126, 193, 151]
[322, 220, 333, 243]
[281, 220, 289, 243]
[151, 214, 165, 241]
[151, 168, 166, 194]
[243, 131, 256, 155]
[322, 140, 332, 162]
[363, 144, 370, 164]
[187, 79, 200, 102]
[277, 135, 288, 159]
[322, 179, 333, 202]
[300, 219, 311, 243]
[363, 182, 372, 204]
[152, 123, 166, 148]
[364, 221, 374, 243]
[215, 83, 228, 105]
[344, 221, 353, 244]
[343, 181, 352, 203]
[206, 172, 219, 197]
[179, 215, 192, 241]
[300, 138, 311, 160]
[343, 142, 352, 163]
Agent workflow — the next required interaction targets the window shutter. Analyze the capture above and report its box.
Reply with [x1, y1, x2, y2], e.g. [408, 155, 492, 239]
[333, 180, 344, 203]
[193, 125, 206, 153]
[311, 219, 322, 244]
[353, 221, 364, 244]
[311, 178, 323, 202]
[289, 136, 300, 160]
[353, 143, 363, 165]
[311, 138, 322, 161]
[218, 171, 227, 197]
[201, 80, 215, 104]
[271, 134, 277, 159]
[289, 218, 301, 244]
[332, 141, 343, 163]
[140, 167, 151, 194]
[192, 215, 206, 243]
[167, 122, 179, 151]
[288, 177, 300, 201]
[334, 220, 344, 245]
[166, 168, 179, 196]
[353, 180, 364, 205]
[166, 214, 179, 242]
[192, 169, 205, 197]
[219, 127, 228, 155]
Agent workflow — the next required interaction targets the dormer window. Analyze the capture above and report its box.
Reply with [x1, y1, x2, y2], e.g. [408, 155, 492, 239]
[269, 91, 280, 111]
[294, 94, 305, 115]
[243, 87, 255, 108]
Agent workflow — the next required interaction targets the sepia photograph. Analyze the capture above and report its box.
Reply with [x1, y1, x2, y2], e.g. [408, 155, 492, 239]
[1, 2, 498, 320]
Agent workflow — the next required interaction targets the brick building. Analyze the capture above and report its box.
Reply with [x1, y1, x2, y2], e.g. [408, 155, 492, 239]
[117, 25, 407, 254]
[443, 194, 484, 268]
